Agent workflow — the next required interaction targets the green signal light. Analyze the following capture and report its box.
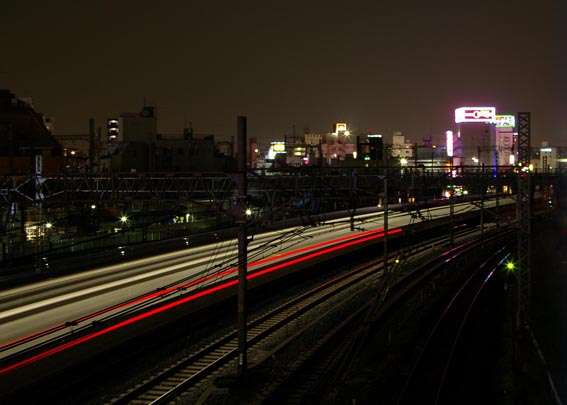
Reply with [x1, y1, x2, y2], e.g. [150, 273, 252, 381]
[505, 261, 515, 272]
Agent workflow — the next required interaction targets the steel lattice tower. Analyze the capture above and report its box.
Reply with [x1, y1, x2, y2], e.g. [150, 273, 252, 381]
[516, 112, 531, 328]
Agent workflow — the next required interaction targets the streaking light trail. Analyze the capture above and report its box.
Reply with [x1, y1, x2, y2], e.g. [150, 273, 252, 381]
[0, 227, 386, 352]
[0, 227, 400, 375]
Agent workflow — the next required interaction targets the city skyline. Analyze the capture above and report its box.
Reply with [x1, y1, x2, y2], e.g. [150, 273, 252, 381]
[2, 1, 566, 146]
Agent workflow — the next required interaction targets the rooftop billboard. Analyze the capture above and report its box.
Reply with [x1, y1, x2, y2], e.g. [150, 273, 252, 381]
[455, 107, 496, 123]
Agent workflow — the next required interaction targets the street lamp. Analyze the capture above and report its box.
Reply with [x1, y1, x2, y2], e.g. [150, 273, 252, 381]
[44, 222, 53, 249]
[400, 158, 408, 178]
[119, 215, 129, 231]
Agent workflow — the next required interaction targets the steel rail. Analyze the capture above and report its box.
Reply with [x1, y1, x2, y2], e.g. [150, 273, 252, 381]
[106, 227, 488, 404]
[266, 228, 514, 403]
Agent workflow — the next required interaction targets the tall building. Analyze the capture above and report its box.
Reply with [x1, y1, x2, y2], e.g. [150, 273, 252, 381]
[453, 107, 516, 170]
[320, 123, 356, 166]
[100, 105, 234, 173]
[0, 89, 63, 175]
[391, 131, 415, 160]
[358, 133, 383, 167]
[494, 115, 516, 167]
[117, 106, 157, 143]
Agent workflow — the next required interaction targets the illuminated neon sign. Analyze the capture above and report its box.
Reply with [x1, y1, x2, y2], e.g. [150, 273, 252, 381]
[446, 130, 454, 157]
[492, 114, 515, 128]
[271, 142, 285, 153]
[455, 107, 496, 123]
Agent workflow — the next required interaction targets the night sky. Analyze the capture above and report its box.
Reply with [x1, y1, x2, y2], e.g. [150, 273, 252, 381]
[2, 1, 566, 146]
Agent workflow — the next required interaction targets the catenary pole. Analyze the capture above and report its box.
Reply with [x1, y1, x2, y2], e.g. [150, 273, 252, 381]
[237, 116, 248, 375]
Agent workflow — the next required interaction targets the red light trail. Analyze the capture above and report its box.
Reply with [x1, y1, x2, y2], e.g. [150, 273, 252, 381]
[0, 227, 399, 375]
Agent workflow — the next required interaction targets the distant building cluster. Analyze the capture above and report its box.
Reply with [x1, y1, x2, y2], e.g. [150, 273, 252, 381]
[0, 90, 236, 175]
[251, 118, 560, 175]
[0, 89, 565, 176]
[100, 106, 234, 173]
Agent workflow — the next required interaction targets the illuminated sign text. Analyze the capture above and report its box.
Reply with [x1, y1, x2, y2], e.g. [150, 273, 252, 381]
[492, 114, 515, 128]
[455, 107, 496, 123]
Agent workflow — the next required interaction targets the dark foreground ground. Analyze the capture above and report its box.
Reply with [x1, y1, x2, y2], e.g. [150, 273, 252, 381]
[2, 211, 564, 404]
[531, 209, 567, 403]
[224, 214, 563, 404]
[343, 211, 564, 404]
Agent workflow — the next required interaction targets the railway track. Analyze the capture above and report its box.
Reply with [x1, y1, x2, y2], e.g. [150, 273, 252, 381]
[262, 228, 515, 403]
[396, 246, 512, 404]
[106, 226, 505, 404]
[107, 248, 386, 404]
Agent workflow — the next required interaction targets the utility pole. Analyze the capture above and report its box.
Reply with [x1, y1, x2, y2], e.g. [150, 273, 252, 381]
[449, 156, 455, 245]
[383, 177, 388, 278]
[89, 118, 95, 174]
[349, 168, 357, 231]
[381, 147, 389, 299]
[236, 116, 248, 375]
[480, 164, 485, 236]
